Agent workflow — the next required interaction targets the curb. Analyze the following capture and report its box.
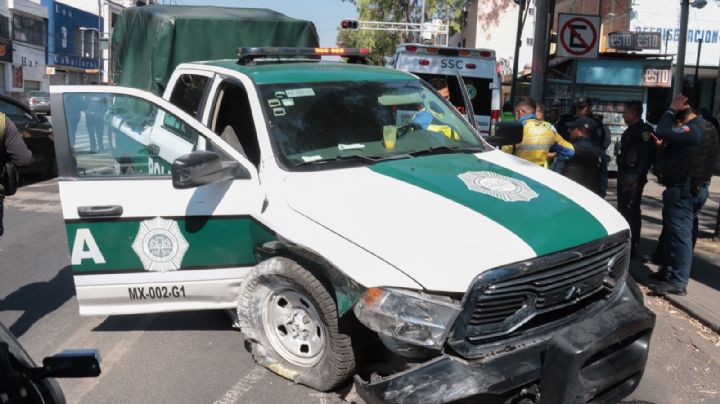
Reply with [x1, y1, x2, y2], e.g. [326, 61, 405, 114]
[663, 294, 720, 333]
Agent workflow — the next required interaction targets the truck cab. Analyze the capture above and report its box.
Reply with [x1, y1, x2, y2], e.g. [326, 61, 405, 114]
[50, 47, 654, 404]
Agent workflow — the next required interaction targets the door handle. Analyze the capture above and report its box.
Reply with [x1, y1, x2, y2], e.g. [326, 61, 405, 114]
[78, 205, 124, 218]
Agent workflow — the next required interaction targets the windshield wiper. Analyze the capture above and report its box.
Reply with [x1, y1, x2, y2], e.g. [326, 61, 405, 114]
[408, 146, 484, 157]
[294, 154, 411, 167]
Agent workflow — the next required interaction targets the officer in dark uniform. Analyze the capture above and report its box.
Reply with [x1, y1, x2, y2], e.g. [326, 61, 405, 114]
[650, 95, 720, 296]
[616, 101, 656, 258]
[0, 113, 32, 238]
[562, 116, 603, 195]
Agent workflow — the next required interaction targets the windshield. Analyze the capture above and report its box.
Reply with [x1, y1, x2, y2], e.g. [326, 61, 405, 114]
[259, 79, 486, 169]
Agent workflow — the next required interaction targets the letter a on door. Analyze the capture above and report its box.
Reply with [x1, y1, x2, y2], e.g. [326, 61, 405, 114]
[71, 228, 107, 265]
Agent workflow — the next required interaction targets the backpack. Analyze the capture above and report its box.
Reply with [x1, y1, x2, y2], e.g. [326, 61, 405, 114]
[0, 113, 20, 197]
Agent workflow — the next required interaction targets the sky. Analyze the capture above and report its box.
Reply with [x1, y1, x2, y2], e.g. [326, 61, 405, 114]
[184, 0, 359, 47]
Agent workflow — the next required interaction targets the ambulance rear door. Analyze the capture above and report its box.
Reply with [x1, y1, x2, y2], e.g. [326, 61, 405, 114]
[392, 45, 500, 134]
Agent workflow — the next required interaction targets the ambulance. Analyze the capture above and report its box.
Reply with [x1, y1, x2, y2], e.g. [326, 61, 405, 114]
[388, 43, 502, 135]
[51, 46, 654, 404]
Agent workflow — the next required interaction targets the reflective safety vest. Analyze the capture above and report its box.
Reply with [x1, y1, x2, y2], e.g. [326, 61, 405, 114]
[414, 108, 460, 140]
[502, 118, 574, 166]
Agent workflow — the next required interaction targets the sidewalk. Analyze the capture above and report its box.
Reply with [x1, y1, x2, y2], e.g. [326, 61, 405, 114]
[608, 176, 720, 332]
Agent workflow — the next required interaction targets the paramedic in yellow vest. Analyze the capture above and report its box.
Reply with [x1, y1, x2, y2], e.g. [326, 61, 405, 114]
[413, 78, 461, 140]
[502, 98, 574, 166]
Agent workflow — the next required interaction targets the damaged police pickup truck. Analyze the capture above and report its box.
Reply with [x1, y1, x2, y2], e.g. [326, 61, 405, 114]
[50, 47, 655, 404]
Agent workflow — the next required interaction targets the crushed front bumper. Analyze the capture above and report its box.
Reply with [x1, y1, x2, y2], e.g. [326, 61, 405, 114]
[355, 280, 655, 404]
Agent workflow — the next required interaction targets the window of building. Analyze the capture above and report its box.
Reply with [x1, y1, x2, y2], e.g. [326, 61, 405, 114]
[0, 15, 10, 40]
[528, 7, 535, 16]
[12, 14, 46, 47]
[526, 37, 534, 46]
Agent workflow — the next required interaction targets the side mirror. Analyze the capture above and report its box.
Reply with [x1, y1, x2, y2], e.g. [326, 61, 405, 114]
[172, 150, 249, 189]
[41, 349, 101, 378]
[486, 121, 524, 147]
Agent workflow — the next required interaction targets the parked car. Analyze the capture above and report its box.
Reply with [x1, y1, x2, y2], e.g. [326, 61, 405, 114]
[0, 93, 56, 177]
[27, 91, 51, 114]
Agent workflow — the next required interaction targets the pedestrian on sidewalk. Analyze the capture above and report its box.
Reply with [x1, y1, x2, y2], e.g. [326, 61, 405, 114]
[561, 116, 603, 195]
[616, 101, 656, 258]
[650, 95, 719, 296]
[0, 112, 32, 238]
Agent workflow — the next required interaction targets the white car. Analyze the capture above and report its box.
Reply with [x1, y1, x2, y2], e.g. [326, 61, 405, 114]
[50, 47, 654, 404]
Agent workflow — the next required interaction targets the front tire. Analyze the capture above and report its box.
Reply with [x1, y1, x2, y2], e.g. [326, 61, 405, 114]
[236, 257, 356, 391]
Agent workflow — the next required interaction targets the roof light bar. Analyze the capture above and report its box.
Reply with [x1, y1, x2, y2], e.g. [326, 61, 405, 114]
[237, 47, 370, 65]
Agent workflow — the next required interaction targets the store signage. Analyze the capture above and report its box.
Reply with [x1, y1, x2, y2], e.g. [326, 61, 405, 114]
[13, 44, 45, 82]
[635, 32, 661, 50]
[608, 32, 634, 49]
[608, 32, 661, 50]
[630, 2, 720, 66]
[52, 54, 99, 69]
[642, 66, 672, 87]
[558, 13, 600, 58]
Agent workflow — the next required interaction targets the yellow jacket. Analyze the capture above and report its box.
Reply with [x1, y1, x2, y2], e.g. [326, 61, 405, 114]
[502, 116, 574, 166]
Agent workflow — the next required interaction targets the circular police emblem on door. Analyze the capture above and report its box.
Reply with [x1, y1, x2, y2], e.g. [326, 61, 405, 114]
[131, 217, 189, 272]
[458, 171, 538, 202]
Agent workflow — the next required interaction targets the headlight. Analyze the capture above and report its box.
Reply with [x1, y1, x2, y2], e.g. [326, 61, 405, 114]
[353, 287, 461, 349]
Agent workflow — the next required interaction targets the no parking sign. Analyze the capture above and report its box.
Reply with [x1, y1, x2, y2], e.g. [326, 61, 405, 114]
[557, 13, 600, 58]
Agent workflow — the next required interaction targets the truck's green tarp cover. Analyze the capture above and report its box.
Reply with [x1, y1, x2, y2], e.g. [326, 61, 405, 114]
[111, 5, 319, 94]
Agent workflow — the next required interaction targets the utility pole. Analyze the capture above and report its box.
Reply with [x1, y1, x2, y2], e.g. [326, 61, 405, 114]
[510, 0, 526, 105]
[530, 0, 550, 102]
[674, 0, 690, 97]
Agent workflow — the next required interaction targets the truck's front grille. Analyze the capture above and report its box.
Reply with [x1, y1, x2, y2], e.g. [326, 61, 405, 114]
[457, 232, 630, 343]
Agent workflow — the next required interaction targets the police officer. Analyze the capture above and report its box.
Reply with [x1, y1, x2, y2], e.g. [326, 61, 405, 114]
[562, 116, 604, 195]
[574, 97, 611, 197]
[616, 101, 656, 258]
[0, 112, 32, 238]
[650, 95, 720, 296]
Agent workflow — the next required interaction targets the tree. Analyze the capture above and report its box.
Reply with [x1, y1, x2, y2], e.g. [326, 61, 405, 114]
[337, 0, 514, 65]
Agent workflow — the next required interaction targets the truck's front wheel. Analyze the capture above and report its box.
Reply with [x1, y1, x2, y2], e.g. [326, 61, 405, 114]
[236, 257, 356, 391]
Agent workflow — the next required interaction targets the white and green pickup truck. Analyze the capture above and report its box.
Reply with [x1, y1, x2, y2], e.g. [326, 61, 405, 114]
[51, 47, 655, 404]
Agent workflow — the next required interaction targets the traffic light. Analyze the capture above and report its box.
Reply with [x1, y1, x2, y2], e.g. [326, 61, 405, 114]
[340, 19, 359, 30]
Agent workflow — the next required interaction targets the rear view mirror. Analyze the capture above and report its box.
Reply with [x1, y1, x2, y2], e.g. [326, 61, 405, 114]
[486, 122, 523, 147]
[172, 150, 249, 189]
[42, 349, 101, 378]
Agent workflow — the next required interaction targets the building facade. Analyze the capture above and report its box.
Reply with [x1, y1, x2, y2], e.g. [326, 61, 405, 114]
[43, 0, 102, 84]
[42, 0, 131, 85]
[0, 1, 13, 94]
[7, 0, 47, 99]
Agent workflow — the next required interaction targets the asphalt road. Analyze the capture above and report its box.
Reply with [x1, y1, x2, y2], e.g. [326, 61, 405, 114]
[1, 177, 719, 404]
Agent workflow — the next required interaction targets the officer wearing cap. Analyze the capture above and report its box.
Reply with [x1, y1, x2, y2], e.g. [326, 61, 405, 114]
[649, 95, 720, 296]
[574, 97, 611, 197]
[616, 101, 656, 258]
[561, 116, 604, 195]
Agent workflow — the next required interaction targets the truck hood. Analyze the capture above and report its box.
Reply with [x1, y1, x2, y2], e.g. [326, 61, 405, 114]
[285, 150, 627, 292]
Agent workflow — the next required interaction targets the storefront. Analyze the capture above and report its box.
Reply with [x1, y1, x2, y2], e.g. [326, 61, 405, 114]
[544, 56, 672, 124]
[10, 41, 45, 93]
[7, 0, 49, 98]
[0, 7, 11, 94]
[43, 0, 103, 85]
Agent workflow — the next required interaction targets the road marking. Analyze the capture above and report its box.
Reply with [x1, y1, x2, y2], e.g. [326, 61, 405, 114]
[57, 315, 155, 404]
[213, 367, 268, 404]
